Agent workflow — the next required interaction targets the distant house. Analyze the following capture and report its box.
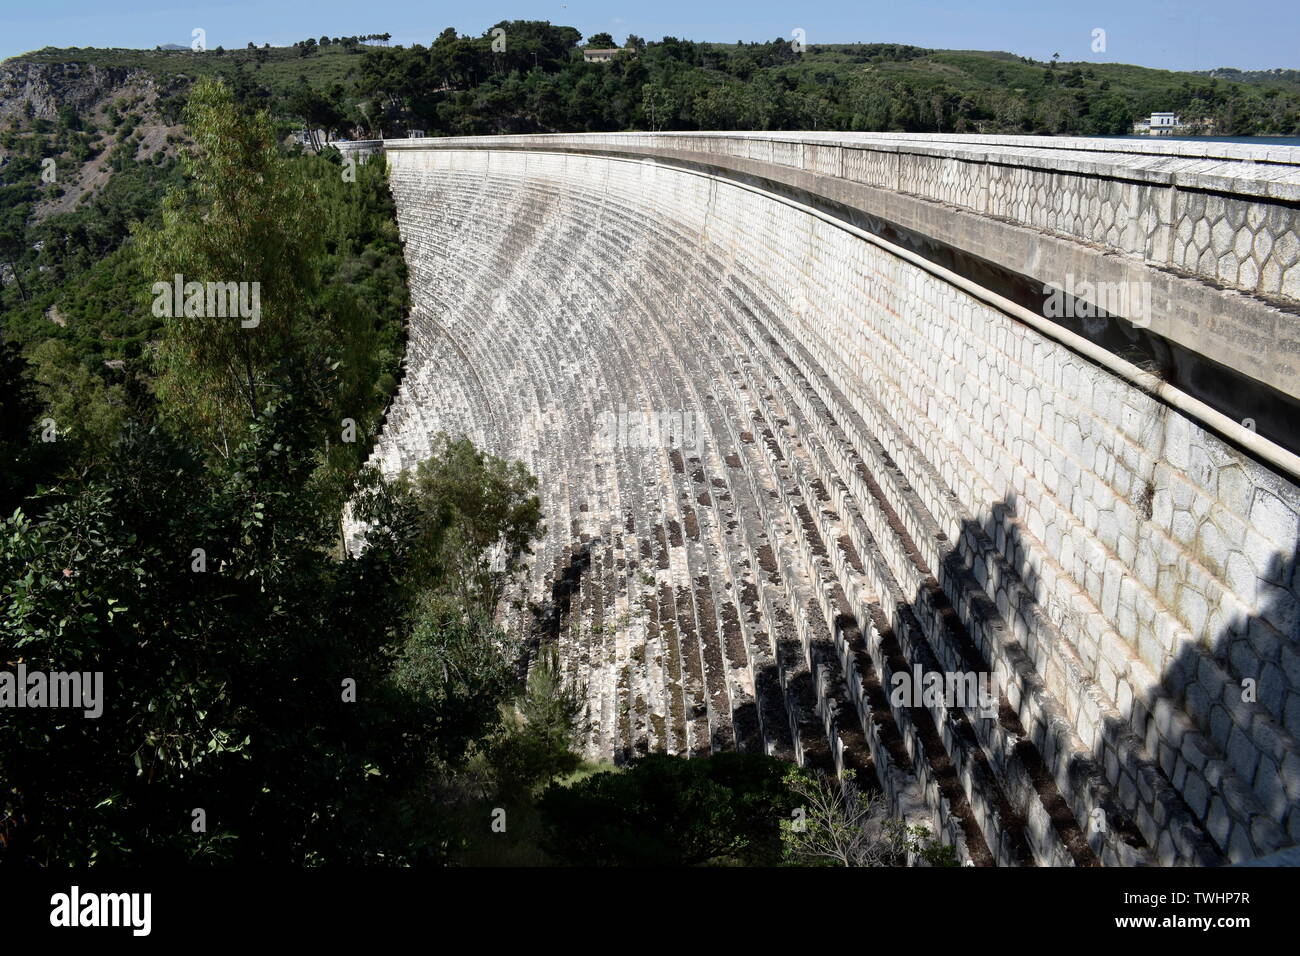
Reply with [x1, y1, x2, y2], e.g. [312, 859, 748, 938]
[583, 48, 622, 63]
[1133, 112, 1187, 136]
[407, 129, 426, 138]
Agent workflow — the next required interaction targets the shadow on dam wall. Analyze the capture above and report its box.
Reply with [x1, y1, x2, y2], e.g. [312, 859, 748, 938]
[933, 493, 1299, 865]
[516, 483, 1297, 865]
[1142, 542, 1299, 859]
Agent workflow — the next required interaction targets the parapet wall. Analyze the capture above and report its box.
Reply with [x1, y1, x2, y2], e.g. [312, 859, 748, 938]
[397, 131, 1300, 297]
[363, 133, 1300, 865]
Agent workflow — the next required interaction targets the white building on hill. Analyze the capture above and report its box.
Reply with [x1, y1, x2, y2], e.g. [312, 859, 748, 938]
[1132, 112, 1186, 135]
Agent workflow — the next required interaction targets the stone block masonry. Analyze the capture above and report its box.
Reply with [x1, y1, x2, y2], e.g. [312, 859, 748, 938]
[343, 133, 1300, 865]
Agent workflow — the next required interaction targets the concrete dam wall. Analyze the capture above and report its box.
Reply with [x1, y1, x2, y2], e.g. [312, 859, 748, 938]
[347, 133, 1300, 866]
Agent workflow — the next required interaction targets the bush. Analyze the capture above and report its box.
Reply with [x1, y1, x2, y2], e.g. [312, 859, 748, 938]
[391, 609, 517, 767]
[538, 753, 797, 865]
[485, 647, 584, 798]
[780, 768, 960, 867]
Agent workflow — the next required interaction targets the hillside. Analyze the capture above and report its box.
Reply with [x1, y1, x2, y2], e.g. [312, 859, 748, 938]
[2, 27, 1298, 141]
[8, 41, 371, 107]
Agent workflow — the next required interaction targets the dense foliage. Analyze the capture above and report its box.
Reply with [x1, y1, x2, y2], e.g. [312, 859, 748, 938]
[1, 79, 406, 500]
[538, 753, 798, 866]
[0, 78, 566, 866]
[352, 31, 1300, 137]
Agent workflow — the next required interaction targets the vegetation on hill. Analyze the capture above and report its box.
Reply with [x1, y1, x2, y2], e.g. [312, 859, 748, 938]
[0, 78, 571, 865]
[8, 23, 1300, 138]
[1, 78, 406, 478]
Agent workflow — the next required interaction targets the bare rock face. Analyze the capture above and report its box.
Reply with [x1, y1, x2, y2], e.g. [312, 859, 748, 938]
[0, 61, 160, 122]
[352, 133, 1300, 867]
[0, 60, 185, 220]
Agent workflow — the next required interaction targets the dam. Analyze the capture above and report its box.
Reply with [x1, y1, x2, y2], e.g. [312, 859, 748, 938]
[339, 132, 1300, 866]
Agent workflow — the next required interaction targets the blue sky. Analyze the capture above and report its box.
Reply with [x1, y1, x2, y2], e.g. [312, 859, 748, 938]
[2, 0, 1296, 71]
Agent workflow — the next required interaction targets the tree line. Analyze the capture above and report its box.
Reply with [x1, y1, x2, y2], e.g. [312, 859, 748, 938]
[333, 24, 1300, 138]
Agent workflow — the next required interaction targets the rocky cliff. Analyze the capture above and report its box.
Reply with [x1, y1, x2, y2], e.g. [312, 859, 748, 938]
[0, 60, 165, 122]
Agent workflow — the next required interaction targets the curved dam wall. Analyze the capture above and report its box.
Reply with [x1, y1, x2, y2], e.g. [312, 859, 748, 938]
[352, 133, 1300, 866]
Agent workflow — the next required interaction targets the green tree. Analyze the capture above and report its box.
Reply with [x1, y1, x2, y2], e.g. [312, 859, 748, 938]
[133, 77, 326, 448]
[0, 226, 29, 302]
[356, 433, 544, 616]
[391, 609, 517, 766]
[0, 341, 62, 513]
[486, 646, 584, 797]
[24, 338, 128, 460]
[133, 76, 388, 481]
[0, 399, 458, 865]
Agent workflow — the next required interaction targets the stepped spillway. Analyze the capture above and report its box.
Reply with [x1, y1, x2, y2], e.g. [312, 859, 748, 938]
[349, 133, 1300, 866]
